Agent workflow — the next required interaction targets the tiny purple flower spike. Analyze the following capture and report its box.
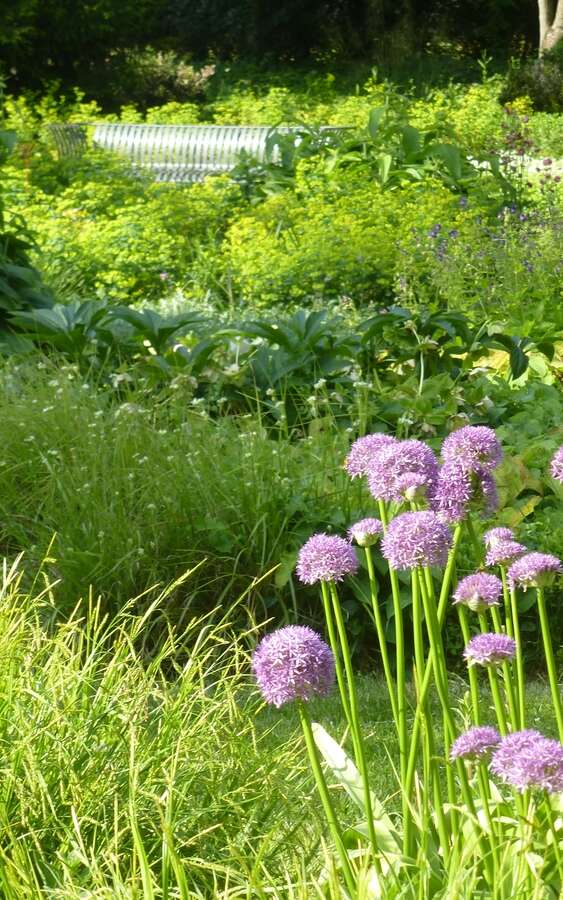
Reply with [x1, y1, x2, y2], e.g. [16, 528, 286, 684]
[550, 446, 563, 484]
[453, 573, 503, 612]
[367, 439, 439, 503]
[490, 730, 563, 793]
[296, 533, 359, 584]
[484, 527, 515, 548]
[507, 552, 562, 591]
[345, 433, 397, 478]
[463, 633, 516, 667]
[485, 540, 527, 568]
[348, 517, 383, 547]
[381, 511, 451, 570]
[441, 425, 503, 473]
[252, 626, 335, 708]
[450, 726, 501, 761]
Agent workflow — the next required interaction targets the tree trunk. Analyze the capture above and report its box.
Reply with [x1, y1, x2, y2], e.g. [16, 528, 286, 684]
[538, 0, 563, 55]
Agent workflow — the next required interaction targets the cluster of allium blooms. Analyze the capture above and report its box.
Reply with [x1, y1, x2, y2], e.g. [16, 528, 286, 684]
[485, 539, 527, 568]
[252, 625, 335, 708]
[507, 552, 563, 591]
[490, 730, 563, 793]
[431, 426, 502, 523]
[381, 511, 451, 570]
[441, 426, 503, 473]
[450, 726, 501, 761]
[432, 460, 498, 523]
[296, 533, 358, 585]
[463, 633, 516, 667]
[453, 573, 502, 612]
[550, 446, 563, 484]
[348, 517, 383, 547]
[345, 433, 397, 478]
[367, 440, 439, 503]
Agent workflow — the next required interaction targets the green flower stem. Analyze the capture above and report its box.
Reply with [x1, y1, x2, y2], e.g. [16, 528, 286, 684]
[544, 794, 563, 881]
[537, 587, 563, 742]
[490, 606, 519, 730]
[457, 605, 481, 725]
[509, 586, 526, 729]
[476, 764, 499, 873]
[437, 523, 463, 628]
[478, 614, 508, 736]
[377, 501, 409, 844]
[320, 581, 357, 757]
[417, 571, 494, 881]
[297, 701, 357, 897]
[365, 546, 398, 730]
[329, 583, 383, 873]
[500, 567, 513, 638]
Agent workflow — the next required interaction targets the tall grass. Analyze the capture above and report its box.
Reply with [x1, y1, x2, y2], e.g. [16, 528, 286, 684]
[0, 558, 322, 897]
[0, 357, 360, 624]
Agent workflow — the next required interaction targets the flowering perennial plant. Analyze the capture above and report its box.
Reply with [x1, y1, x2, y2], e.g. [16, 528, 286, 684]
[296, 533, 358, 584]
[381, 510, 451, 570]
[507, 552, 563, 590]
[253, 626, 335, 707]
[253, 426, 563, 897]
[463, 632, 517, 666]
[347, 517, 383, 547]
[490, 730, 563, 793]
[450, 726, 501, 761]
[550, 446, 563, 483]
[453, 573, 502, 612]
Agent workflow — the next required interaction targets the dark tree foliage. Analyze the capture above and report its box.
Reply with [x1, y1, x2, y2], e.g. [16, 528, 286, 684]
[0, 0, 542, 94]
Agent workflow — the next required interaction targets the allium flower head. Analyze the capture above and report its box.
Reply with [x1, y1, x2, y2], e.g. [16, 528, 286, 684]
[484, 527, 515, 548]
[450, 726, 501, 761]
[367, 440, 439, 503]
[507, 552, 562, 591]
[381, 511, 451, 570]
[490, 730, 563, 793]
[453, 573, 503, 612]
[345, 433, 397, 478]
[432, 461, 498, 523]
[485, 540, 527, 568]
[252, 626, 335, 708]
[348, 517, 383, 547]
[441, 425, 503, 473]
[296, 533, 358, 584]
[550, 446, 563, 484]
[463, 633, 516, 667]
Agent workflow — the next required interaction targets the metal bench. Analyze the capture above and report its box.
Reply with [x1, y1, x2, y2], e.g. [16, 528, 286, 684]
[49, 122, 347, 183]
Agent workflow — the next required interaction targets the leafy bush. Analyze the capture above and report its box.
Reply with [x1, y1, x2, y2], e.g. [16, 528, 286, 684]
[501, 48, 563, 113]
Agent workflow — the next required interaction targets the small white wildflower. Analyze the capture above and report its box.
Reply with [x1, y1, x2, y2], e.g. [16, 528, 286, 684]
[314, 378, 326, 390]
[42, 405, 54, 413]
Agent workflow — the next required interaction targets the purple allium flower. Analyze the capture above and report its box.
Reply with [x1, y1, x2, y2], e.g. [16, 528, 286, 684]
[450, 726, 501, 761]
[453, 573, 503, 612]
[490, 730, 563, 793]
[348, 517, 383, 547]
[252, 626, 335, 708]
[381, 511, 451, 570]
[296, 533, 359, 584]
[484, 527, 515, 547]
[550, 446, 563, 484]
[441, 426, 503, 473]
[345, 433, 397, 478]
[463, 633, 516, 667]
[485, 540, 527, 568]
[507, 552, 562, 591]
[431, 461, 498, 523]
[367, 440, 439, 503]
[394, 471, 429, 502]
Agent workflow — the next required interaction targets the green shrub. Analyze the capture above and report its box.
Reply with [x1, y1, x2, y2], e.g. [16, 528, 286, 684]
[225, 173, 465, 306]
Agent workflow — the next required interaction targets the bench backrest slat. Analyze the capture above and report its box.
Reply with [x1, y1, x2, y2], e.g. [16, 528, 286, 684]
[50, 122, 347, 182]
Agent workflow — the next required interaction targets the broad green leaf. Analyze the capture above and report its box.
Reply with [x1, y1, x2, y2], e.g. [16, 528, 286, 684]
[312, 722, 400, 853]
